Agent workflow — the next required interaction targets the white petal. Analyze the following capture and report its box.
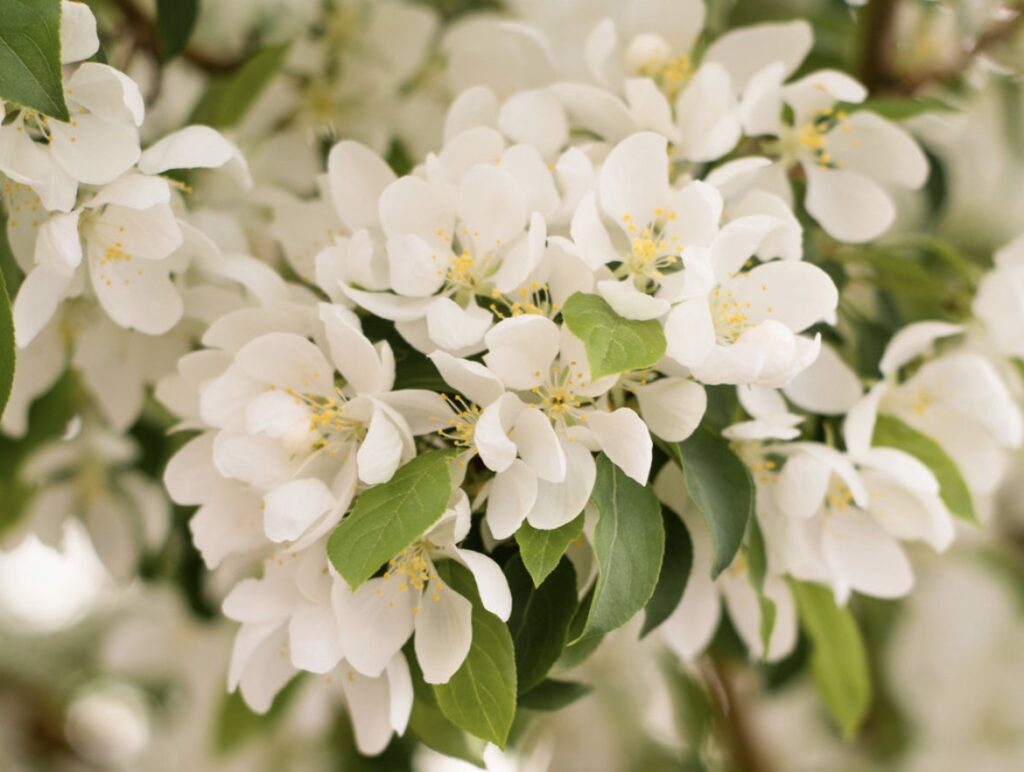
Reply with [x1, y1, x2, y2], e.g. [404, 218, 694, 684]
[357, 407, 405, 485]
[444, 86, 499, 142]
[428, 351, 504, 406]
[235, 332, 334, 395]
[289, 602, 343, 673]
[585, 408, 651, 484]
[664, 300, 715, 368]
[34, 211, 81, 275]
[476, 392, 524, 472]
[510, 406, 565, 482]
[635, 378, 707, 442]
[88, 245, 183, 335]
[328, 141, 396, 231]
[783, 344, 862, 415]
[827, 111, 928, 189]
[821, 509, 913, 602]
[775, 452, 830, 519]
[498, 89, 568, 160]
[486, 460, 537, 539]
[138, 126, 250, 186]
[339, 665, 396, 756]
[730, 260, 839, 331]
[378, 176, 454, 250]
[550, 83, 637, 144]
[675, 64, 741, 162]
[163, 433, 221, 505]
[525, 436, 596, 529]
[386, 234, 448, 298]
[878, 321, 962, 376]
[415, 583, 473, 684]
[483, 315, 561, 390]
[704, 20, 813, 93]
[334, 579, 415, 678]
[569, 189, 618, 269]
[320, 304, 392, 393]
[263, 479, 336, 543]
[66, 62, 143, 125]
[12, 267, 70, 348]
[425, 297, 493, 353]
[457, 165, 527, 256]
[804, 165, 895, 243]
[598, 131, 669, 229]
[49, 114, 140, 185]
[453, 548, 513, 621]
[61, 0, 99, 63]
[597, 278, 670, 320]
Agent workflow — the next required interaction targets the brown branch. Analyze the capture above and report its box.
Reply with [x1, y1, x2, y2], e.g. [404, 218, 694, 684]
[105, 0, 246, 75]
[704, 658, 777, 772]
[860, 0, 901, 93]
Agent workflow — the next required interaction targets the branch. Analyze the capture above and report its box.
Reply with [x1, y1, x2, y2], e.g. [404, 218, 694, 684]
[860, 0, 901, 92]
[704, 658, 777, 772]
[105, 0, 246, 75]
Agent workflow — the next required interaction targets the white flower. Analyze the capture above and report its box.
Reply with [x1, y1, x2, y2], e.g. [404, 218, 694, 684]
[429, 314, 652, 535]
[974, 234, 1024, 357]
[343, 154, 550, 355]
[333, 490, 511, 684]
[741, 67, 928, 242]
[653, 464, 798, 662]
[222, 547, 413, 755]
[200, 305, 448, 547]
[0, 3, 143, 212]
[873, 321, 1023, 495]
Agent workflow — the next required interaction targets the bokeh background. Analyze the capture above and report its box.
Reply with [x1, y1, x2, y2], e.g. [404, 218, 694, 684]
[2, 0, 1023, 770]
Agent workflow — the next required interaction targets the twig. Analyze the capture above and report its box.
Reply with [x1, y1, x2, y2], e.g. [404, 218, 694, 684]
[704, 657, 777, 772]
[105, 0, 246, 75]
[860, 0, 901, 92]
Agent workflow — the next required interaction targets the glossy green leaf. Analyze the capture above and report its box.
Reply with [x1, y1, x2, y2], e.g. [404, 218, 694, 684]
[515, 513, 583, 587]
[433, 562, 517, 748]
[577, 455, 664, 640]
[505, 555, 578, 693]
[156, 0, 199, 61]
[190, 44, 288, 128]
[560, 292, 667, 379]
[0, 0, 69, 120]
[789, 580, 872, 739]
[640, 507, 692, 638]
[518, 679, 593, 712]
[407, 655, 485, 768]
[670, 427, 754, 577]
[0, 267, 13, 419]
[327, 450, 453, 588]
[872, 414, 976, 523]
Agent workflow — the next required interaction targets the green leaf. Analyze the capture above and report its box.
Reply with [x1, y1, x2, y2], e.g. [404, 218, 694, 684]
[577, 455, 665, 640]
[515, 513, 583, 587]
[407, 656, 486, 768]
[670, 427, 754, 577]
[0, 266, 13, 419]
[518, 679, 593, 712]
[433, 562, 517, 748]
[505, 555, 578, 693]
[560, 292, 667, 379]
[872, 414, 976, 523]
[850, 97, 955, 121]
[189, 44, 289, 128]
[327, 450, 453, 588]
[641, 507, 692, 638]
[745, 516, 777, 657]
[215, 677, 302, 754]
[156, 0, 199, 62]
[0, 0, 69, 120]
[789, 580, 872, 739]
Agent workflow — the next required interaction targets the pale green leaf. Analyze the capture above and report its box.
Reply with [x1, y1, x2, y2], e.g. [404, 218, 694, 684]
[327, 450, 453, 588]
[0, 267, 13, 419]
[515, 513, 583, 587]
[872, 414, 976, 523]
[560, 292, 667, 379]
[189, 44, 288, 128]
[789, 580, 872, 739]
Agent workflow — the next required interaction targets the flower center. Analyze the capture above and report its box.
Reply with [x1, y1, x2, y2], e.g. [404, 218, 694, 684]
[621, 210, 682, 285]
[433, 393, 481, 449]
[825, 479, 854, 512]
[791, 107, 848, 169]
[711, 287, 753, 343]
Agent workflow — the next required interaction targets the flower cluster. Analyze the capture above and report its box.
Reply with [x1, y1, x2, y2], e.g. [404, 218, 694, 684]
[3, 0, 1024, 761]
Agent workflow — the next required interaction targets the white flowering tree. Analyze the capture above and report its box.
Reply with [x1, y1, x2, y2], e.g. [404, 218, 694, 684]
[1, 0, 1024, 769]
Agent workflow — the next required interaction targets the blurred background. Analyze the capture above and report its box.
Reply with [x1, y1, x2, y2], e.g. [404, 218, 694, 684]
[2, 0, 1024, 770]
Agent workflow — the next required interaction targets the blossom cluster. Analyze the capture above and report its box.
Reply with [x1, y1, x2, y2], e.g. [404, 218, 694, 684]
[3, 0, 1023, 759]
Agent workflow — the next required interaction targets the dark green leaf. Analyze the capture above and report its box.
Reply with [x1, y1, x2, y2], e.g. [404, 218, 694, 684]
[156, 0, 199, 62]
[670, 427, 753, 577]
[328, 450, 453, 588]
[189, 44, 289, 128]
[0, 266, 13, 419]
[872, 414, 976, 523]
[577, 455, 664, 640]
[0, 0, 69, 120]
[560, 292, 667, 379]
[641, 507, 692, 638]
[515, 513, 583, 587]
[789, 580, 871, 739]
[433, 562, 517, 748]
[745, 516, 777, 657]
[505, 555, 577, 693]
[518, 679, 593, 711]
